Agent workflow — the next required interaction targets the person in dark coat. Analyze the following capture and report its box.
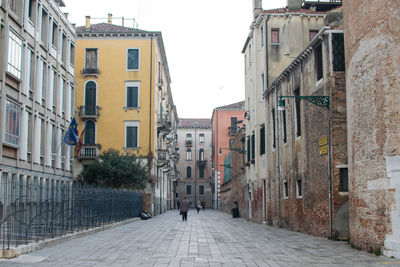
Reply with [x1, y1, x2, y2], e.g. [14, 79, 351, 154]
[180, 197, 190, 221]
[177, 199, 181, 210]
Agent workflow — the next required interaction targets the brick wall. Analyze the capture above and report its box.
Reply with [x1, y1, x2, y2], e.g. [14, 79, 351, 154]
[343, 0, 400, 254]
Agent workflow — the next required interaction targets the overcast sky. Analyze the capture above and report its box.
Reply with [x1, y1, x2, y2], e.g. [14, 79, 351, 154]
[62, 0, 287, 118]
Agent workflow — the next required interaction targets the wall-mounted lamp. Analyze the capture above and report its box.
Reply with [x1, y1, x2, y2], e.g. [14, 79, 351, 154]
[219, 147, 246, 154]
[278, 95, 330, 111]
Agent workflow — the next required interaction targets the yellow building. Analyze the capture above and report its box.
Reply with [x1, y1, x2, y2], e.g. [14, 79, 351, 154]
[73, 15, 179, 215]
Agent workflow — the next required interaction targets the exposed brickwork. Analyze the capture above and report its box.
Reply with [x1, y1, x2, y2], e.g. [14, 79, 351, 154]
[262, 29, 348, 238]
[219, 128, 247, 219]
[343, 0, 400, 254]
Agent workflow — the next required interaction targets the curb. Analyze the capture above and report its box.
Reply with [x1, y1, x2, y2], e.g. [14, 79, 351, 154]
[0, 217, 140, 259]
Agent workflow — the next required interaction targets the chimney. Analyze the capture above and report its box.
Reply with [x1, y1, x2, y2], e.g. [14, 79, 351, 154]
[108, 13, 113, 24]
[85, 16, 91, 29]
[287, 0, 302, 11]
[252, 0, 263, 19]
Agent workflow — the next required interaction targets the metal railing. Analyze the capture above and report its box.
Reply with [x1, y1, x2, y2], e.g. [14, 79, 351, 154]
[78, 106, 100, 118]
[0, 181, 142, 250]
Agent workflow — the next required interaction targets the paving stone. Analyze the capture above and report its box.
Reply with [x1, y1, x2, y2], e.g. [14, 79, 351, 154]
[0, 210, 398, 266]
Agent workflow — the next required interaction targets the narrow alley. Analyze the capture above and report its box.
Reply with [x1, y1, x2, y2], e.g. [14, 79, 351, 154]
[0, 210, 397, 267]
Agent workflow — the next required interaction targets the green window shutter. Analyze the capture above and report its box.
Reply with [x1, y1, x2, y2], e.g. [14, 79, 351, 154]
[127, 86, 138, 108]
[126, 126, 137, 148]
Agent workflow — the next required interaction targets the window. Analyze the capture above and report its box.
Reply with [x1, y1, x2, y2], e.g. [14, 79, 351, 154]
[332, 33, 345, 71]
[271, 29, 279, 44]
[199, 185, 204, 195]
[7, 31, 23, 79]
[340, 168, 348, 192]
[186, 148, 192, 160]
[125, 121, 139, 148]
[260, 25, 264, 47]
[186, 185, 192, 195]
[9, 0, 17, 12]
[27, 113, 32, 161]
[27, 49, 34, 94]
[296, 179, 302, 198]
[230, 117, 238, 134]
[84, 120, 95, 145]
[61, 33, 67, 64]
[41, 60, 46, 103]
[309, 30, 318, 42]
[28, 0, 36, 23]
[281, 100, 287, 143]
[251, 132, 255, 162]
[294, 87, 301, 137]
[199, 166, 205, 178]
[315, 43, 323, 81]
[52, 70, 57, 106]
[186, 166, 192, 178]
[41, 9, 48, 44]
[4, 101, 21, 146]
[260, 125, 265, 155]
[126, 82, 139, 108]
[52, 22, 58, 48]
[186, 134, 192, 141]
[85, 48, 98, 71]
[70, 43, 75, 66]
[84, 81, 96, 115]
[261, 73, 265, 98]
[127, 48, 139, 70]
[199, 134, 204, 143]
[246, 136, 250, 163]
[284, 181, 288, 199]
[248, 44, 252, 66]
[271, 108, 276, 149]
[199, 148, 205, 161]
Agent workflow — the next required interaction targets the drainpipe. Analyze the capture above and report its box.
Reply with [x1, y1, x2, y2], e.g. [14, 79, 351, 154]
[274, 88, 281, 225]
[265, 17, 269, 86]
[149, 35, 153, 155]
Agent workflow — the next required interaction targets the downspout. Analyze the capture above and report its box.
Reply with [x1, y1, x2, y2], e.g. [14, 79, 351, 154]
[149, 35, 153, 156]
[265, 17, 269, 86]
[274, 88, 281, 225]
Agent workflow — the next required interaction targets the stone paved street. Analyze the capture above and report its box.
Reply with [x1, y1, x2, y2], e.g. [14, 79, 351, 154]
[0, 210, 398, 267]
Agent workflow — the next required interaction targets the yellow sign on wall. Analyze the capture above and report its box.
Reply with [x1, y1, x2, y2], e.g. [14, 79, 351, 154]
[319, 136, 328, 146]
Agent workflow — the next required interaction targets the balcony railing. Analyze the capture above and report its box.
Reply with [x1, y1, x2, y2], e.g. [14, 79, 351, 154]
[185, 140, 192, 147]
[78, 145, 100, 160]
[302, 0, 342, 3]
[79, 106, 100, 119]
[197, 160, 207, 167]
[81, 68, 100, 75]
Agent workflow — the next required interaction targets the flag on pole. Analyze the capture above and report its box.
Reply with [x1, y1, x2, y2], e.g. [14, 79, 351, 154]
[75, 127, 85, 155]
[63, 118, 79, 146]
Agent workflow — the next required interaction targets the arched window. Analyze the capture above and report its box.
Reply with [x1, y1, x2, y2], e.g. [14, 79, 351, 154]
[186, 166, 192, 178]
[85, 81, 96, 115]
[199, 148, 205, 161]
[199, 134, 204, 143]
[84, 120, 95, 145]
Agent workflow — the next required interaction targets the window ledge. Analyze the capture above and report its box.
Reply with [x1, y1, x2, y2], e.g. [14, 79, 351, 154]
[124, 106, 141, 111]
[339, 192, 348, 196]
[296, 196, 303, 199]
[124, 147, 140, 151]
[270, 42, 282, 46]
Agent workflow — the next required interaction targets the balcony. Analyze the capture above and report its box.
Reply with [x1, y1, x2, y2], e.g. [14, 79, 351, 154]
[185, 140, 192, 147]
[197, 160, 207, 167]
[157, 114, 172, 133]
[157, 150, 168, 166]
[81, 68, 100, 76]
[79, 106, 100, 119]
[78, 145, 100, 160]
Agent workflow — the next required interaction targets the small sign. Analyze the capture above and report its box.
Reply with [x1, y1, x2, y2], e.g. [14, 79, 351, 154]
[319, 136, 328, 146]
[320, 145, 328, 155]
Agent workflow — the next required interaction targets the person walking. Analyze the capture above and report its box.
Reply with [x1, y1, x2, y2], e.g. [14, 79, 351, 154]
[180, 197, 190, 221]
[196, 200, 201, 214]
[177, 199, 181, 210]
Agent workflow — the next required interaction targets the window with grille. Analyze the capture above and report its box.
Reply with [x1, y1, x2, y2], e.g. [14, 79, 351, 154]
[199, 185, 204, 195]
[126, 82, 139, 108]
[332, 33, 345, 71]
[127, 48, 139, 70]
[4, 101, 21, 146]
[125, 121, 139, 148]
[186, 166, 192, 178]
[260, 125, 265, 155]
[186, 185, 192, 195]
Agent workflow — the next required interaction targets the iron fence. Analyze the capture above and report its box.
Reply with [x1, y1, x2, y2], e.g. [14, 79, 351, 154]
[0, 179, 142, 250]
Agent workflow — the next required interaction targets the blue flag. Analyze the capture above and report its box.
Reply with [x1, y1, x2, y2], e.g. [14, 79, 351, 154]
[63, 118, 79, 146]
